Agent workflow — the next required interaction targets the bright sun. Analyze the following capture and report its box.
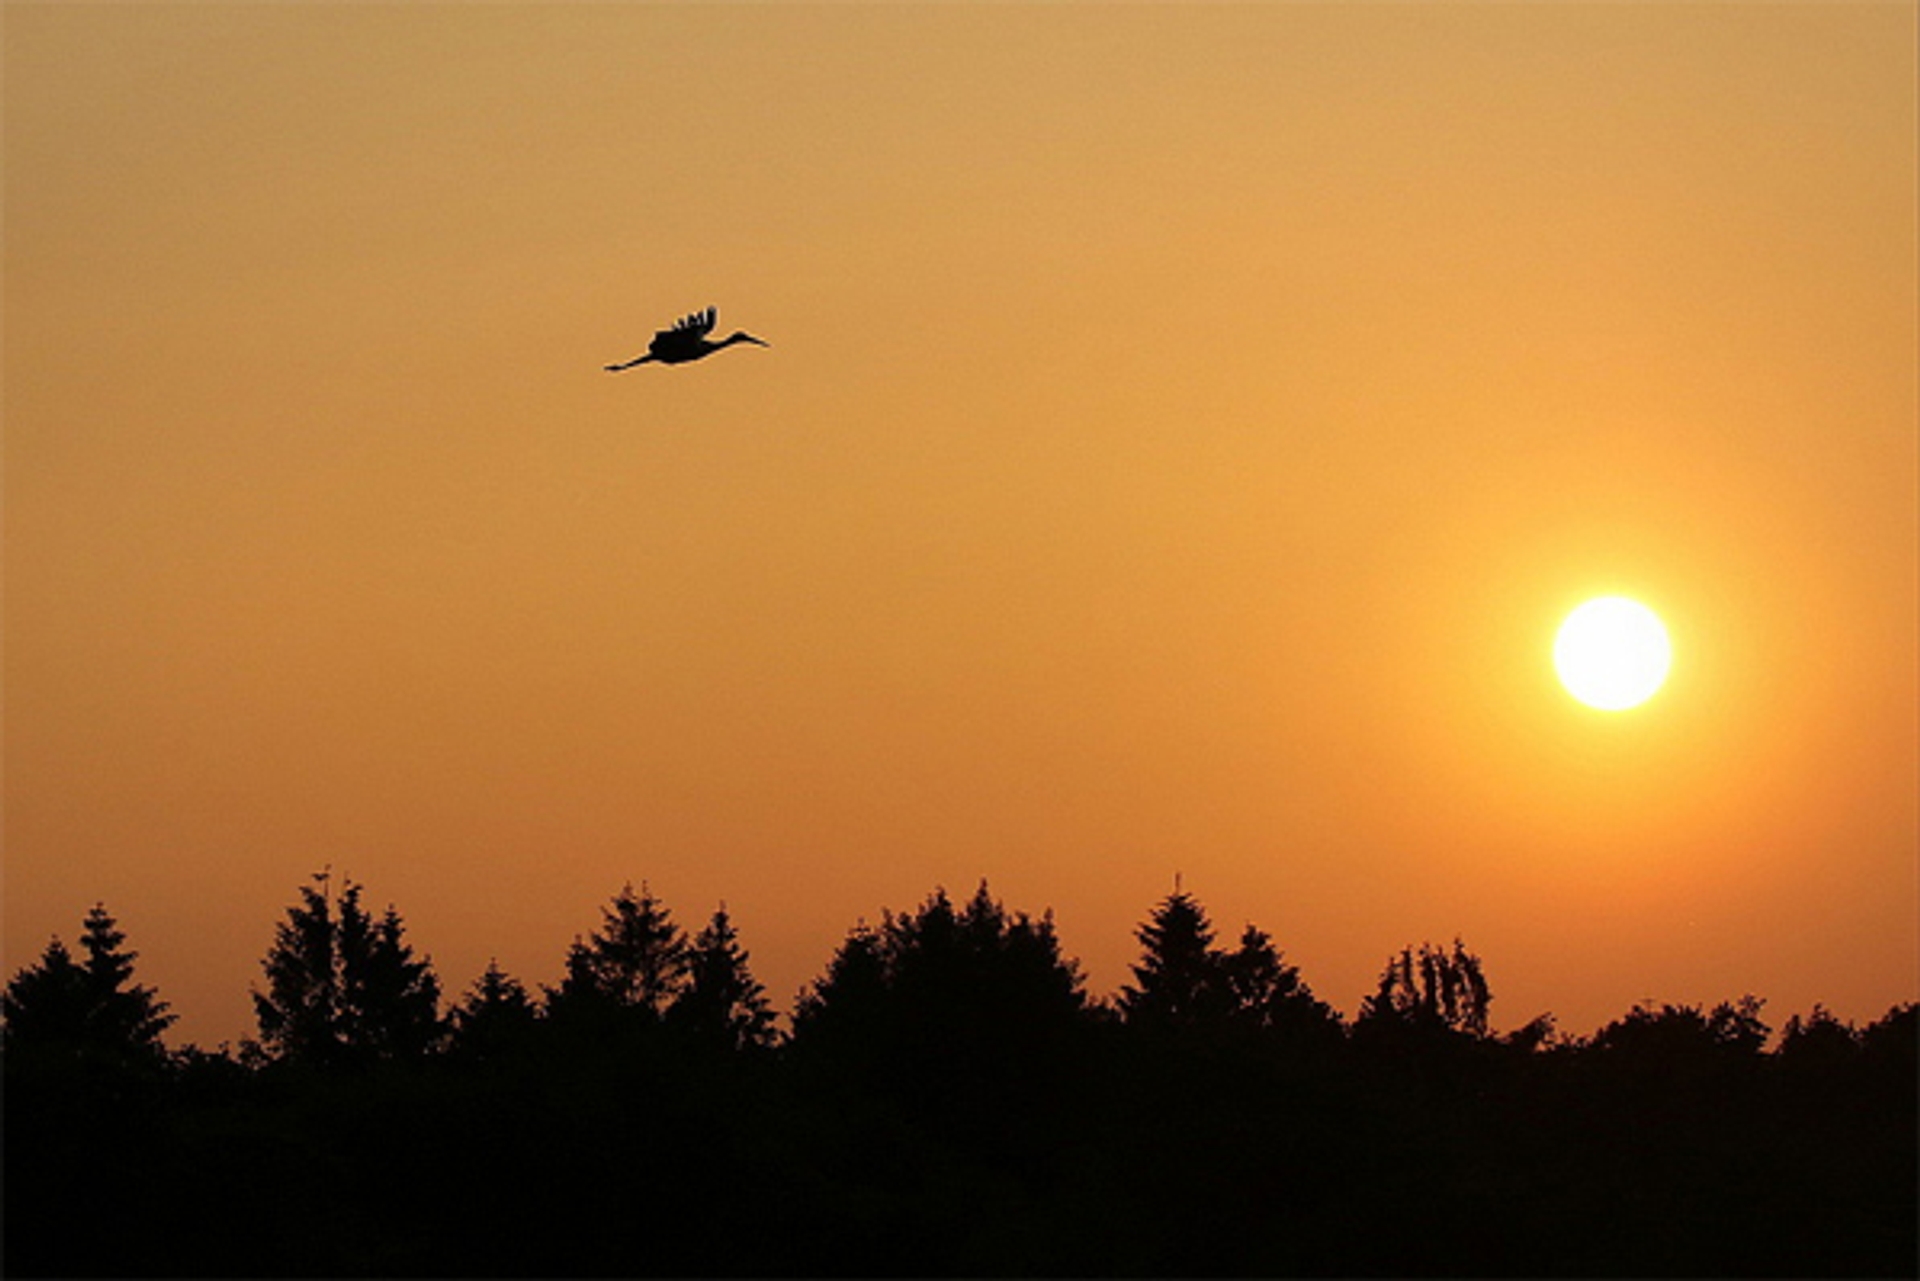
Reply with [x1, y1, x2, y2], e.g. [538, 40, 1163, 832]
[1554, 596, 1671, 711]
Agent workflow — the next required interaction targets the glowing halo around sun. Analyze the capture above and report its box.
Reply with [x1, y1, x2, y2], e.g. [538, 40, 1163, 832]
[1553, 597, 1672, 711]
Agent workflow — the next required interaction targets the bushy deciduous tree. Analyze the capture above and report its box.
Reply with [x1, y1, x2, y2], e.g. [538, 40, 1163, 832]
[1859, 1001, 1917, 1074]
[1586, 996, 1772, 1073]
[1222, 923, 1341, 1043]
[789, 921, 886, 1043]
[791, 880, 1090, 1119]
[1777, 1003, 1858, 1071]
[1355, 938, 1492, 1038]
[898, 882, 1088, 1047]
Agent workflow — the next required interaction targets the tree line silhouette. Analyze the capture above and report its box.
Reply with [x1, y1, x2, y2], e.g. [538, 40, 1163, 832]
[5, 872, 1914, 1276]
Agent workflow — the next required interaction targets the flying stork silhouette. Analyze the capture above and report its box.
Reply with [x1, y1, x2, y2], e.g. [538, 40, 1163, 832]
[604, 307, 769, 370]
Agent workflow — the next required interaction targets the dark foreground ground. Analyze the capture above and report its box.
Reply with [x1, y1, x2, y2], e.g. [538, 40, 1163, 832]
[6, 1012, 1914, 1277]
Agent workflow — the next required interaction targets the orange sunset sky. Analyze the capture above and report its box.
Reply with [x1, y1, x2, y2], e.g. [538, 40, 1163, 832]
[6, 3, 1915, 1050]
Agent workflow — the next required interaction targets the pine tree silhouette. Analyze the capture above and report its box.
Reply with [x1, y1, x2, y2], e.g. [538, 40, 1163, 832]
[1120, 882, 1231, 1030]
[670, 906, 776, 1051]
[451, 958, 539, 1061]
[251, 870, 444, 1064]
[1, 939, 88, 1050]
[2, 904, 174, 1067]
[6, 876, 1915, 1278]
[551, 882, 688, 1021]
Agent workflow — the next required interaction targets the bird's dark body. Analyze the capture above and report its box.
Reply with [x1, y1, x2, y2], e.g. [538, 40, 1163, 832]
[606, 306, 767, 371]
[647, 334, 704, 364]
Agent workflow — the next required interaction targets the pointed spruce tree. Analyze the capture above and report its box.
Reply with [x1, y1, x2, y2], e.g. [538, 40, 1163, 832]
[451, 959, 539, 1060]
[3, 904, 175, 1068]
[252, 870, 444, 1065]
[669, 906, 776, 1051]
[76, 903, 177, 1060]
[338, 890, 445, 1060]
[545, 882, 689, 1032]
[253, 872, 341, 1063]
[1119, 882, 1231, 1031]
[591, 882, 688, 1018]
[2, 939, 88, 1052]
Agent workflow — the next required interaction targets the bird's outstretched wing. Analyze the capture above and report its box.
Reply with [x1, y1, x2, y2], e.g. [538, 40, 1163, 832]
[610, 306, 726, 369]
[659, 307, 717, 342]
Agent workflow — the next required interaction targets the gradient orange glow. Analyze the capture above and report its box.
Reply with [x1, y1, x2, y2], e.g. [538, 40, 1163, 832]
[7, 4, 1915, 1048]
